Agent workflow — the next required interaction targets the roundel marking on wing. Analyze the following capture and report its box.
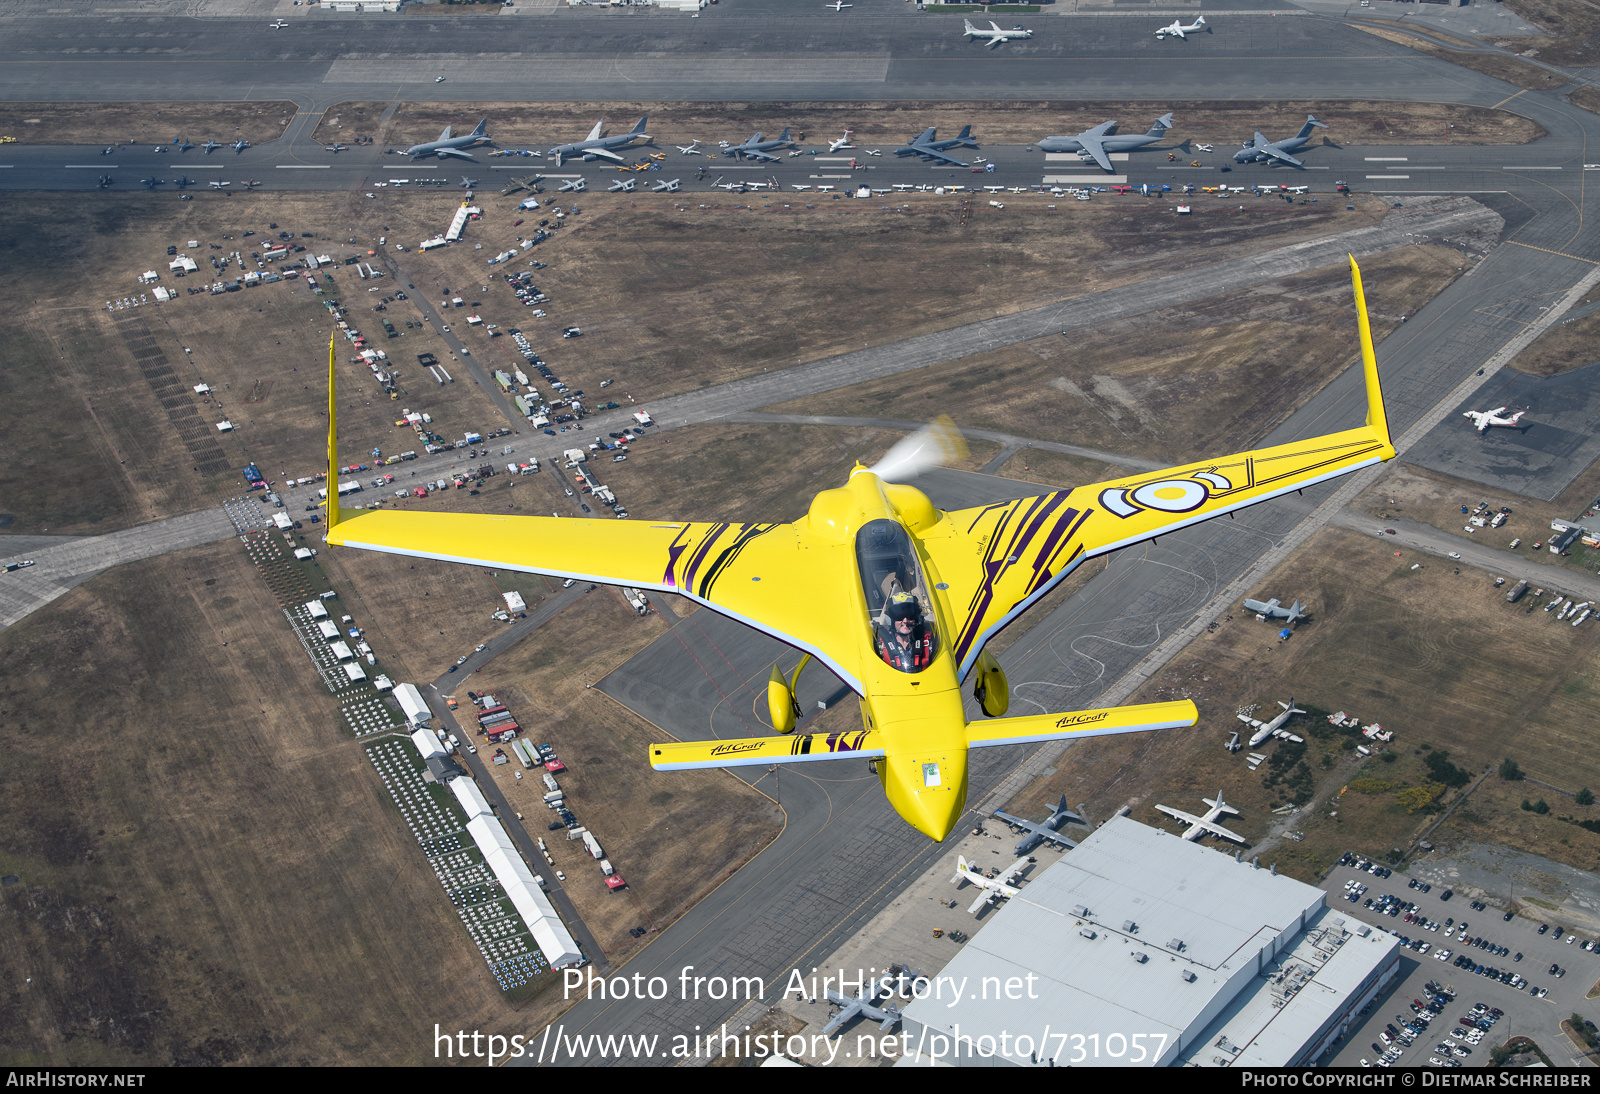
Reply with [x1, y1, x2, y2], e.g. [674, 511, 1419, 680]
[1100, 487, 1142, 518]
[1130, 478, 1208, 513]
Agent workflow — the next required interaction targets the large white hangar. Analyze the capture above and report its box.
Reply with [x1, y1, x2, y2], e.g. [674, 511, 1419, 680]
[898, 817, 1400, 1067]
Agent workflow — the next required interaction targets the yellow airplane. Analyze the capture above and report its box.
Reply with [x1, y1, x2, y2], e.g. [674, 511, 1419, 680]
[323, 257, 1394, 841]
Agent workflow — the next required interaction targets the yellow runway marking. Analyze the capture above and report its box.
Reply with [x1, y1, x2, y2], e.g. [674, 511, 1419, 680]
[1506, 241, 1600, 266]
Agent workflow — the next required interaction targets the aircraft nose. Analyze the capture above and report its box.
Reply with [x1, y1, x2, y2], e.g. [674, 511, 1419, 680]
[882, 749, 969, 842]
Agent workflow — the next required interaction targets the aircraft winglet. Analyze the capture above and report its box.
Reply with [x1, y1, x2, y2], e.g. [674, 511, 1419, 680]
[325, 332, 340, 530]
[1348, 256, 1392, 452]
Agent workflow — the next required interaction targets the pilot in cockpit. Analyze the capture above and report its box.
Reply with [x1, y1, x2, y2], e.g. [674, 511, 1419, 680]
[876, 591, 935, 672]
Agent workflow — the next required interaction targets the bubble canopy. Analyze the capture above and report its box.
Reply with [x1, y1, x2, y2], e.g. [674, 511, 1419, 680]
[855, 518, 939, 673]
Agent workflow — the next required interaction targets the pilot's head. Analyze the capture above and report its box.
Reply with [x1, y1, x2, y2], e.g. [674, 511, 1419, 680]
[887, 592, 921, 636]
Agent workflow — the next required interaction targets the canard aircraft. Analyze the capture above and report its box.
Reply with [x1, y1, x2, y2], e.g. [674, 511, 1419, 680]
[322, 258, 1395, 842]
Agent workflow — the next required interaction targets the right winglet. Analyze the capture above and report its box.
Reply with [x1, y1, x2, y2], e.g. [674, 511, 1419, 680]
[1349, 255, 1394, 455]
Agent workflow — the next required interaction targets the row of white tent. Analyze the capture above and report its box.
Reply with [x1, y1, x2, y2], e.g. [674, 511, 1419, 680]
[412, 729, 583, 969]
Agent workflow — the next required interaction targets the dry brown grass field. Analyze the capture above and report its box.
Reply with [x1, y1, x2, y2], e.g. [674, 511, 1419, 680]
[330, 98, 1543, 149]
[0, 541, 526, 1065]
[383, 190, 1393, 415]
[0, 102, 295, 145]
[1508, 309, 1600, 378]
[771, 244, 1465, 465]
[1002, 527, 1600, 881]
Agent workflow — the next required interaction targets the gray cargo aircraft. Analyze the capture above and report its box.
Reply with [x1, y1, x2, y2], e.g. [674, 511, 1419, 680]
[993, 794, 1085, 856]
[721, 127, 796, 162]
[403, 119, 492, 162]
[1242, 596, 1306, 624]
[1037, 114, 1175, 172]
[1233, 116, 1327, 168]
[893, 125, 979, 168]
[548, 117, 650, 167]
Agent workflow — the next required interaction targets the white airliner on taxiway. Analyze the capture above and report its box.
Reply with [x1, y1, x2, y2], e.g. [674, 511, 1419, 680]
[963, 19, 1032, 48]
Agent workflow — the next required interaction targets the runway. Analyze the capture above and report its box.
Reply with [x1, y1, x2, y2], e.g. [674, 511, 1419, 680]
[7, 0, 1600, 1063]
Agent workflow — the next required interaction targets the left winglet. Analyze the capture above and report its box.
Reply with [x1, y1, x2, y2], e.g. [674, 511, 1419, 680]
[1349, 255, 1392, 451]
[325, 332, 340, 531]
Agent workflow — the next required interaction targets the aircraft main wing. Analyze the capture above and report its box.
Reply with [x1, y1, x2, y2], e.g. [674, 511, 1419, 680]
[329, 511, 870, 692]
[921, 258, 1392, 681]
[1155, 805, 1201, 825]
[1192, 819, 1248, 843]
[742, 149, 780, 162]
[916, 146, 969, 167]
[968, 889, 995, 914]
[650, 727, 883, 771]
[1258, 145, 1305, 168]
[436, 148, 479, 161]
[1076, 135, 1114, 172]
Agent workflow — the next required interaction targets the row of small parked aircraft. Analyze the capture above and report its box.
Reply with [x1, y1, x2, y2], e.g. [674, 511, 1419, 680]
[118, 138, 250, 155]
[136, 175, 258, 190]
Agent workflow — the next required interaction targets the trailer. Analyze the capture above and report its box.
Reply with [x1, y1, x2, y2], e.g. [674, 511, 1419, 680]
[1507, 579, 1529, 603]
[582, 831, 604, 860]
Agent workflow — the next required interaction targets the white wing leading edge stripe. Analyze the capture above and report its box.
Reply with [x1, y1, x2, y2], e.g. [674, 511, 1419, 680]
[334, 534, 868, 695]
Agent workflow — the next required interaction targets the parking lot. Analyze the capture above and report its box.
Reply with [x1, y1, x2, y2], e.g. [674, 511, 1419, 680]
[1320, 857, 1598, 1067]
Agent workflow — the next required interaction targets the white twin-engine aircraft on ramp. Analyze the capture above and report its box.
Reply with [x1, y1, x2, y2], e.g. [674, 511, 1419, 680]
[1464, 407, 1527, 433]
[1156, 15, 1207, 39]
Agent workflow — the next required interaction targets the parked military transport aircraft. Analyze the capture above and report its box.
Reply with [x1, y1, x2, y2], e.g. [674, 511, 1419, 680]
[1242, 596, 1306, 624]
[1464, 407, 1527, 433]
[322, 259, 1395, 842]
[404, 119, 491, 161]
[1155, 793, 1247, 843]
[963, 19, 1032, 48]
[548, 117, 650, 167]
[894, 125, 979, 168]
[1038, 114, 1175, 173]
[722, 128, 796, 162]
[993, 794, 1084, 855]
[1234, 116, 1328, 168]
[952, 855, 1031, 914]
[822, 976, 906, 1037]
[1156, 15, 1207, 38]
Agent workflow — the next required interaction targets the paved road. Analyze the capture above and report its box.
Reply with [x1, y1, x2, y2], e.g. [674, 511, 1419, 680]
[0, 507, 236, 627]
[1332, 511, 1600, 605]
